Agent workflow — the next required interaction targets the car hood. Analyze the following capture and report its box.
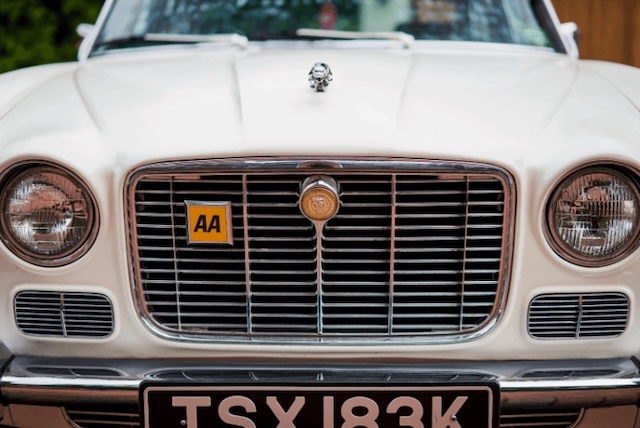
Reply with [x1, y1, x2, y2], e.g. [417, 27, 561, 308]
[2, 45, 639, 165]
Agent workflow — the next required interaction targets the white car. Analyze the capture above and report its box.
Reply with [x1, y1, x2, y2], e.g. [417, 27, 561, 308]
[0, 0, 639, 427]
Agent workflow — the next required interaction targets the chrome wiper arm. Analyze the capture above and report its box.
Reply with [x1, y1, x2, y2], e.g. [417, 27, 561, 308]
[144, 33, 249, 48]
[295, 28, 414, 48]
[93, 33, 249, 52]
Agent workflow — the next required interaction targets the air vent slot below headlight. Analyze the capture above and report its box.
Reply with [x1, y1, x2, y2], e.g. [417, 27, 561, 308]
[15, 291, 114, 338]
[528, 293, 628, 339]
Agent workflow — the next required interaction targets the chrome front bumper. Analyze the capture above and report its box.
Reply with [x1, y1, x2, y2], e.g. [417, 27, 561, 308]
[1, 357, 639, 410]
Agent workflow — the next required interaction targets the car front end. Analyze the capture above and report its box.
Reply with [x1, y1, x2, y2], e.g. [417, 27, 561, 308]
[1, 0, 640, 427]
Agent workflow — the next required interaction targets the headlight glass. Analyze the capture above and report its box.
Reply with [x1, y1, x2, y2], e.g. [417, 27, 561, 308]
[0, 164, 97, 266]
[547, 167, 640, 266]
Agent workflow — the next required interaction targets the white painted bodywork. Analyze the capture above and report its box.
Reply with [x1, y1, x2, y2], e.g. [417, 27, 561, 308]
[1, 38, 640, 362]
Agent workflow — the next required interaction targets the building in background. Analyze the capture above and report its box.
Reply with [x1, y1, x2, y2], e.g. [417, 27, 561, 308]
[554, 0, 640, 67]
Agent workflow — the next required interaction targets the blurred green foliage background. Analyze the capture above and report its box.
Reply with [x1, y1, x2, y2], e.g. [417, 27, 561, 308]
[0, 0, 103, 73]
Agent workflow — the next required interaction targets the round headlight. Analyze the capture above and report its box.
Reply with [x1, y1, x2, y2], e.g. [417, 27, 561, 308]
[546, 166, 640, 266]
[0, 164, 98, 266]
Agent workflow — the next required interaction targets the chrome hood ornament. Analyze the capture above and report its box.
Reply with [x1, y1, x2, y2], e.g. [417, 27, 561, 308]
[308, 62, 333, 92]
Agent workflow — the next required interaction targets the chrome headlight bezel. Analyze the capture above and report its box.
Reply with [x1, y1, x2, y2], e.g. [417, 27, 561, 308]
[0, 162, 99, 267]
[545, 164, 640, 267]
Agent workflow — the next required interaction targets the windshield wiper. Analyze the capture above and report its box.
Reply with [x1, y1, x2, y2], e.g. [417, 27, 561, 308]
[295, 28, 414, 48]
[92, 35, 152, 51]
[144, 33, 249, 48]
[93, 33, 248, 51]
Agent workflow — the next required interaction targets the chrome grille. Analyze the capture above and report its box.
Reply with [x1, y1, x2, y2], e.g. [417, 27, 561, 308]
[65, 405, 139, 428]
[500, 409, 583, 428]
[528, 293, 629, 339]
[128, 159, 512, 342]
[14, 291, 114, 338]
[64, 405, 583, 428]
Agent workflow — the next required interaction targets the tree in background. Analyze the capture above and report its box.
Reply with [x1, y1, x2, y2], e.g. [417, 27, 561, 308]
[0, 0, 103, 73]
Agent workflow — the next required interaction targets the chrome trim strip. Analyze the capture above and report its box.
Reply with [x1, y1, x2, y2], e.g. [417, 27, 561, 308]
[459, 176, 470, 332]
[77, 0, 115, 61]
[315, 219, 324, 335]
[2, 358, 639, 409]
[169, 177, 183, 331]
[388, 174, 397, 335]
[125, 157, 515, 345]
[538, 0, 575, 58]
[242, 175, 252, 334]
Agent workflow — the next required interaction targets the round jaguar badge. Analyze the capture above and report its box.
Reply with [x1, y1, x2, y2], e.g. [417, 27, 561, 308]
[300, 176, 340, 222]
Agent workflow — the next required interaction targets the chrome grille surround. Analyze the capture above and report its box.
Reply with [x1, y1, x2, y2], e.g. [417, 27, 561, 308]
[126, 158, 514, 343]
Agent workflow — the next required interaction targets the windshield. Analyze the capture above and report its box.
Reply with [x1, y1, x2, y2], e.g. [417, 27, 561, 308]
[93, 0, 553, 53]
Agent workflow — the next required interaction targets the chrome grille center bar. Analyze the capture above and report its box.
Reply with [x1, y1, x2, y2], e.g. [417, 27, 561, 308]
[126, 158, 514, 343]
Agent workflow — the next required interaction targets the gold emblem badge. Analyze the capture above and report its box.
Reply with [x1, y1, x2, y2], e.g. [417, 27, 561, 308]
[300, 176, 340, 222]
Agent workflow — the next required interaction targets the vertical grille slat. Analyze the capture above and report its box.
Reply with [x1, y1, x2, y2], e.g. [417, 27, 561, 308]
[130, 161, 511, 342]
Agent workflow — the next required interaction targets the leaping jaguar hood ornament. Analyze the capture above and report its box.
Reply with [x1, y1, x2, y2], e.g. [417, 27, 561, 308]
[308, 62, 333, 92]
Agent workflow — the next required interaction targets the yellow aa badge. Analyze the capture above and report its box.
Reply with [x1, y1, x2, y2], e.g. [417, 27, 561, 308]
[185, 201, 233, 245]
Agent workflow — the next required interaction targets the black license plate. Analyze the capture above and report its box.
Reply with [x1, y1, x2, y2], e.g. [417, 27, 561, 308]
[142, 384, 498, 428]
